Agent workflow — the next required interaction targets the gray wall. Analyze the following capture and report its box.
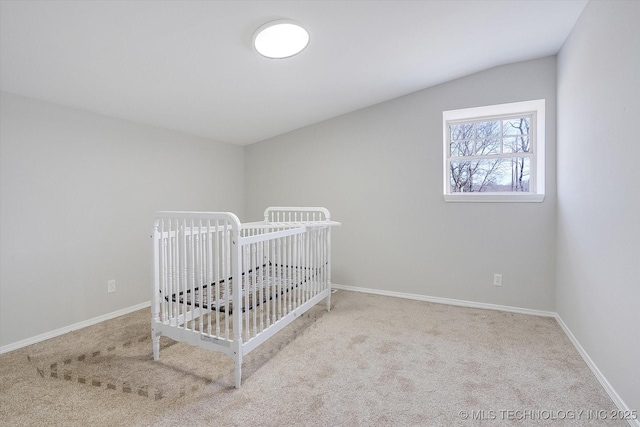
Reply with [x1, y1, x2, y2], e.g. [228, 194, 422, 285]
[557, 1, 640, 413]
[2, 4, 637, 409]
[246, 56, 557, 311]
[0, 92, 245, 347]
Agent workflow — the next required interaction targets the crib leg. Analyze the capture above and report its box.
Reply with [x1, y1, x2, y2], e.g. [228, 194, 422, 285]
[152, 333, 160, 361]
[234, 356, 242, 389]
[326, 291, 331, 312]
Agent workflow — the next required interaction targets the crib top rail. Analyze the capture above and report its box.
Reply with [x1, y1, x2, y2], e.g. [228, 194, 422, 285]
[154, 211, 241, 228]
[263, 207, 341, 227]
[239, 225, 307, 246]
[153, 208, 340, 244]
[153, 211, 314, 248]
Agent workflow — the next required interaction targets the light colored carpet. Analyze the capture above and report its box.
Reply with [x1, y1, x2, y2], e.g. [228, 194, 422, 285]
[0, 290, 625, 426]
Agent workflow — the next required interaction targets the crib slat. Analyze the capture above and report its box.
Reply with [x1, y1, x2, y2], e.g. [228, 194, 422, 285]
[159, 220, 167, 322]
[167, 219, 173, 324]
[214, 220, 220, 338]
[172, 219, 178, 323]
[180, 218, 186, 329]
[196, 220, 202, 332]
[243, 245, 249, 340]
[205, 220, 210, 335]
[224, 221, 230, 340]
[251, 243, 257, 338]
[258, 241, 265, 333]
[165, 219, 170, 323]
[285, 235, 289, 315]
[287, 235, 293, 314]
[323, 227, 328, 293]
[272, 238, 276, 317]
[311, 228, 316, 297]
[265, 239, 271, 328]
[190, 219, 196, 331]
[277, 237, 283, 320]
[315, 227, 320, 295]
[271, 238, 276, 323]
[168, 220, 174, 322]
[305, 229, 310, 303]
[295, 235, 300, 305]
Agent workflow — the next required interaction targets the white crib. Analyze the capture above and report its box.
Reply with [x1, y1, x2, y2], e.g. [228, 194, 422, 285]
[151, 207, 339, 388]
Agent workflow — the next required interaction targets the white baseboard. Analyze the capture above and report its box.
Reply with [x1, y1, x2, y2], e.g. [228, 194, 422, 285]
[0, 301, 151, 355]
[555, 315, 640, 427]
[332, 283, 556, 317]
[332, 283, 638, 426]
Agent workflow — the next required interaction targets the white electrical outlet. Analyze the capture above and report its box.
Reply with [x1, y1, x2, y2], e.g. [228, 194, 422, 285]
[493, 274, 503, 287]
[108, 279, 116, 293]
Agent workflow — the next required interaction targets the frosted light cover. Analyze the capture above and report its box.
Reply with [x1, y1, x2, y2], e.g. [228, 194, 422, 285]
[254, 21, 309, 59]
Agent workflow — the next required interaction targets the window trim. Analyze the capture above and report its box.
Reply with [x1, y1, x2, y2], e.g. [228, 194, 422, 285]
[442, 99, 545, 203]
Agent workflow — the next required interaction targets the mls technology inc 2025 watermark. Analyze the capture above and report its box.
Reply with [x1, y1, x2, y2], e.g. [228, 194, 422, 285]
[457, 409, 637, 422]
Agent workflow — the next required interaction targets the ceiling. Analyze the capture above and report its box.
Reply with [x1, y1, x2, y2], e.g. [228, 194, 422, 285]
[0, 0, 587, 146]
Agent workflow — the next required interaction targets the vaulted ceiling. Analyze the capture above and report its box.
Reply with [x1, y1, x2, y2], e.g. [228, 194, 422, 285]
[0, 0, 586, 145]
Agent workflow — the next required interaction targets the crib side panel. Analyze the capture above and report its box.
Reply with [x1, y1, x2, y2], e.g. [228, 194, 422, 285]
[263, 207, 337, 314]
[151, 208, 338, 388]
[238, 222, 332, 350]
[152, 212, 241, 353]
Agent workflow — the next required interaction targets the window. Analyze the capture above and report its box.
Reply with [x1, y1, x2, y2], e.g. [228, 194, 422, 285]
[443, 99, 545, 202]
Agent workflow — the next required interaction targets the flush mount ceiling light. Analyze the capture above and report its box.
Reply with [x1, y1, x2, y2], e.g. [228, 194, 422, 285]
[253, 19, 309, 59]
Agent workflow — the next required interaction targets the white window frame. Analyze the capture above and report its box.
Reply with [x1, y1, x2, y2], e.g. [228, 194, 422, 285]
[443, 99, 545, 203]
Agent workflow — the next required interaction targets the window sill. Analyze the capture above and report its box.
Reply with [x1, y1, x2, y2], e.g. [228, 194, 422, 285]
[444, 193, 545, 203]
